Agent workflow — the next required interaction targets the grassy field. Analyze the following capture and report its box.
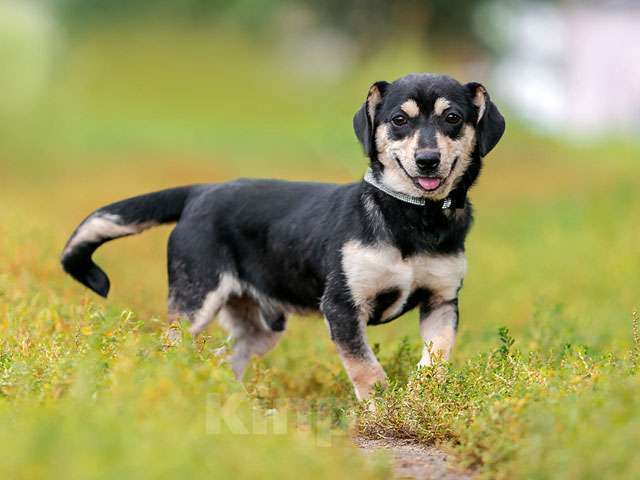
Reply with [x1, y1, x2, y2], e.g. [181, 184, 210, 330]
[1, 24, 640, 479]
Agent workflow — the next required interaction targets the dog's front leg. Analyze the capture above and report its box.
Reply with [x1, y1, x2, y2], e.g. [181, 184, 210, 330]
[321, 296, 387, 400]
[417, 299, 458, 367]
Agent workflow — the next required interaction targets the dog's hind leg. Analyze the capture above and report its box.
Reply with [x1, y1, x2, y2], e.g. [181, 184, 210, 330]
[188, 273, 242, 335]
[166, 222, 240, 335]
[167, 270, 241, 335]
[219, 296, 285, 380]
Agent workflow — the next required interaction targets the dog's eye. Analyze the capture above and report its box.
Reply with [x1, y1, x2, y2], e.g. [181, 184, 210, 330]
[391, 115, 407, 126]
[445, 113, 462, 125]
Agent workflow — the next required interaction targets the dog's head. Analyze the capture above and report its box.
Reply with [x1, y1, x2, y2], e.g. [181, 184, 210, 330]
[354, 74, 505, 200]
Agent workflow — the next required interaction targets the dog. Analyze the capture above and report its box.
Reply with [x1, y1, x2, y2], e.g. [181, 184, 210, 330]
[61, 73, 505, 400]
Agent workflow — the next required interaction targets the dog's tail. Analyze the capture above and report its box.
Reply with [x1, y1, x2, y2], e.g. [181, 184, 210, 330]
[61, 185, 197, 298]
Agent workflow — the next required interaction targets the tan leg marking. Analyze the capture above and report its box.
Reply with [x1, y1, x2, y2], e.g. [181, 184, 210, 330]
[418, 303, 457, 367]
[337, 348, 387, 400]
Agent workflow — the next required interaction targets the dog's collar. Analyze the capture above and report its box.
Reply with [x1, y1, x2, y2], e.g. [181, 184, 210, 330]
[364, 168, 459, 209]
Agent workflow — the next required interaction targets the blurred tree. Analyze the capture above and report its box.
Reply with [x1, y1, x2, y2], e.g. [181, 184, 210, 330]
[54, 0, 284, 26]
[52, 0, 485, 46]
[309, 0, 481, 49]
[51, 0, 560, 55]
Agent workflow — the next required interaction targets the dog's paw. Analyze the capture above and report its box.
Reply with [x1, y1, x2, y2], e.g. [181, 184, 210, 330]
[162, 325, 182, 348]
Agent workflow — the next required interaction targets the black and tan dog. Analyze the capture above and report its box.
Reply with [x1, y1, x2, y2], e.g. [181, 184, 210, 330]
[62, 73, 505, 399]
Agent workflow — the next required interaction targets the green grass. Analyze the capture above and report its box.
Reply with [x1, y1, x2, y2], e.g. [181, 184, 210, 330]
[1, 22, 640, 479]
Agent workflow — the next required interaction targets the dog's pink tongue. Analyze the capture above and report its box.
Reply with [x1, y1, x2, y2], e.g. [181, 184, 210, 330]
[417, 177, 441, 191]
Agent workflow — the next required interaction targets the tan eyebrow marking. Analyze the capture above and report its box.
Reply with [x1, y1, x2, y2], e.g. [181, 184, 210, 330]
[434, 97, 451, 116]
[400, 99, 420, 118]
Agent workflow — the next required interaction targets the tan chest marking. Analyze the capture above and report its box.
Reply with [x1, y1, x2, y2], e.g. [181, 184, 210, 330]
[341, 241, 467, 321]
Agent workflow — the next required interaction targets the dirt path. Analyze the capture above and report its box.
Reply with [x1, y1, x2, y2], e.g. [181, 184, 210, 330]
[355, 437, 473, 480]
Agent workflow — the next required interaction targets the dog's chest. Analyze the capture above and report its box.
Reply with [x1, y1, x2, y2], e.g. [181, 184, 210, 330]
[341, 240, 467, 322]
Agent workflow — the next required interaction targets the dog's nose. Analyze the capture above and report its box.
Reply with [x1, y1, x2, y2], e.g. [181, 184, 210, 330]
[415, 151, 440, 172]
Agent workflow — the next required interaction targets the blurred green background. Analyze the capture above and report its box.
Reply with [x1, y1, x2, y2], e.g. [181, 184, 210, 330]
[2, 0, 637, 343]
[1, 1, 639, 479]
[1, 0, 497, 174]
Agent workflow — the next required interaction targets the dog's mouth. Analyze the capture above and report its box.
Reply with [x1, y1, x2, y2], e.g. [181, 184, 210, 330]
[411, 157, 459, 192]
[414, 177, 442, 192]
[392, 154, 459, 194]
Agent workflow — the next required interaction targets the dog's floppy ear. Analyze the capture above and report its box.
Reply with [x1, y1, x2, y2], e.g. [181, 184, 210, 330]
[353, 81, 389, 157]
[466, 82, 505, 157]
